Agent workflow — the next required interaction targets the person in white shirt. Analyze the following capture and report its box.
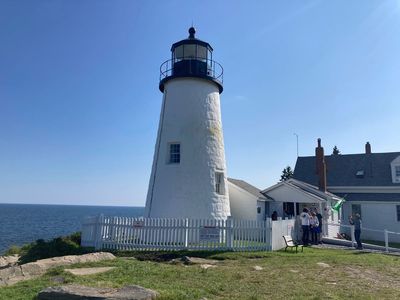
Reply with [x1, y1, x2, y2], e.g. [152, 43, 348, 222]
[300, 208, 311, 245]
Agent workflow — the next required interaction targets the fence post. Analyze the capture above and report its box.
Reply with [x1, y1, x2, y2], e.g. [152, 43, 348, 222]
[94, 214, 104, 250]
[350, 225, 355, 248]
[226, 218, 233, 250]
[93, 215, 99, 250]
[384, 229, 389, 252]
[80, 217, 87, 247]
[184, 218, 189, 249]
[266, 218, 272, 251]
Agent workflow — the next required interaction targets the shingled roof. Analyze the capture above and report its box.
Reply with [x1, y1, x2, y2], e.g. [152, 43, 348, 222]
[334, 193, 400, 202]
[293, 152, 400, 187]
[261, 178, 342, 203]
[228, 178, 268, 200]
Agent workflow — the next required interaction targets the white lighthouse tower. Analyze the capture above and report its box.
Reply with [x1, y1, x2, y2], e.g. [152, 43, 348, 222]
[145, 27, 230, 220]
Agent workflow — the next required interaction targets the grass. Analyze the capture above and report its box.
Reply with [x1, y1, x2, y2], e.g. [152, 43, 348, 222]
[1, 248, 400, 299]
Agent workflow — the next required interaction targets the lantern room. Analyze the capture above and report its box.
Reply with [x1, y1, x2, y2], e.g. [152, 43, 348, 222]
[159, 27, 223, 93]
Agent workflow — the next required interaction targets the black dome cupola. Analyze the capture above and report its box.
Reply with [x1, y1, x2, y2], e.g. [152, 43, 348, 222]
[159, 27, 223, 93]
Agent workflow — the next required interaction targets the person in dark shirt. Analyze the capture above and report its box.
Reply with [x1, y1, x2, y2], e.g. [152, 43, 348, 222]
[316, 210, 323, 244]
[349, 213, 362, 250]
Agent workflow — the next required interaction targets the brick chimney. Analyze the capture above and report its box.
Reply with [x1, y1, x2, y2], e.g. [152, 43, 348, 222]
[315, 138, 327, 192]
[365, 142, 371, 154]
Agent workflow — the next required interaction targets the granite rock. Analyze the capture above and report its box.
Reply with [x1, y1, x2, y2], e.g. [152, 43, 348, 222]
[0, 252, 115, 287]
[37, 284, 159, 300]
[0, 255, 19, 269]
[180, 256, 219, 265]
[64, 267, 116, 276]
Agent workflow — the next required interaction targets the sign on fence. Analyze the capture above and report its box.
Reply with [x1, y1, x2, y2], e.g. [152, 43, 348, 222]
[199, 226, 220, 242]
[133, 220, 144, 228]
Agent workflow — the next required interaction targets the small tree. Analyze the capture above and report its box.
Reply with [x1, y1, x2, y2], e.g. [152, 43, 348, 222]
[280, 166, 293, 182]
[332, 145, 341, 155]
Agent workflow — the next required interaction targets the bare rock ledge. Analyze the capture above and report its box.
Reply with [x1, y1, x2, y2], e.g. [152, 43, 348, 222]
[37, 284, 159, 300]
[0, 252, 115, 287]
[64, 267, 116, 276]
[0, 255, 20, 269]
[170, 256, 220, 265]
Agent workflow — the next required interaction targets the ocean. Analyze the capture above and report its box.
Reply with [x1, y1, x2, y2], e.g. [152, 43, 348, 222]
[0, 203, 145, 255]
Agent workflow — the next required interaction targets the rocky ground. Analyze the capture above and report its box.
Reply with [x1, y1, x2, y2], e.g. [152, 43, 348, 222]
[0, 255, 19, 269]
[0, 252, 115, 287]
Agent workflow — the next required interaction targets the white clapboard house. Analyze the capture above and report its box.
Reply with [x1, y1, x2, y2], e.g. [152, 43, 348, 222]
[293, 140, 400, 242]
[228, 177, 341, 225]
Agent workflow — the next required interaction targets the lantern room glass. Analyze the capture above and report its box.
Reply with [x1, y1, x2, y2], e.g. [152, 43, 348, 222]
[173, 44, 211, 63]
[174, 45, 184, 61]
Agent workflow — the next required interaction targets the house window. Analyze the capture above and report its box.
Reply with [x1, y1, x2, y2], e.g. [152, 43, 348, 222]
[396, 166, 400, 177]
[215, 172, 225, 195]
[168, 143, 180, 164]
[397, 205, 400, 222]
[257, 207, 261, 214]
[351, 204, 362, 218]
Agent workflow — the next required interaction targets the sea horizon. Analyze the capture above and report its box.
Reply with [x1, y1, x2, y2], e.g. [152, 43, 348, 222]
[0, 203, 145, 255]
[0, 202, 145, 208]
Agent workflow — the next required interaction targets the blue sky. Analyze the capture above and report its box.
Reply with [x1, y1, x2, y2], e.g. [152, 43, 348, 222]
[1, 0, 399, 206]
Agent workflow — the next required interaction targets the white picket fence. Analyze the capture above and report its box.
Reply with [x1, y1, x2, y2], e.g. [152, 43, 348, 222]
[81, 215, 295, 252]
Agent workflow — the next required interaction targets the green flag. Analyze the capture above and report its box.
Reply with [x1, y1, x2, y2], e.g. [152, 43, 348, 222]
[332, 198, 345, 212]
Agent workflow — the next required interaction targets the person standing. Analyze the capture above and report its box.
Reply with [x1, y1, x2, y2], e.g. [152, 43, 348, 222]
[310, 212, 320, 245]
[316, 210, 323, 244]
[300, 208, 311, 246]
[323, 207, 331, 237]
[349, 213, 362, 250]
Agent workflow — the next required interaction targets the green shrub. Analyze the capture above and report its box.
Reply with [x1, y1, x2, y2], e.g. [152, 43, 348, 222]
[68, 232, 81, 245]
[4, 245, 22, 256]
[17, 232, 92, 264]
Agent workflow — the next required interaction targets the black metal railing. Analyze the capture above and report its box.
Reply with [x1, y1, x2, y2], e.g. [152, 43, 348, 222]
[160, 57, 223, 83]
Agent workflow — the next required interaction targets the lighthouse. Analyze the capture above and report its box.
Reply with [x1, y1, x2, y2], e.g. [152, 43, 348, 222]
[144, 27, 230, 220]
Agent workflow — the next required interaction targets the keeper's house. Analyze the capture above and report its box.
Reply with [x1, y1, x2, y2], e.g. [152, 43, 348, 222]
[293, 139, 400, 242]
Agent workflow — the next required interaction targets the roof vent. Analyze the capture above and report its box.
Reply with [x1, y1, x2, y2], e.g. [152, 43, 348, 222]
[356, 170, 364, 178]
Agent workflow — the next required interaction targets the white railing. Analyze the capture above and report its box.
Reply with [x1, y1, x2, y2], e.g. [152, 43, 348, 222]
[81, 215, 296, 252]
[326, 222, 400, 252]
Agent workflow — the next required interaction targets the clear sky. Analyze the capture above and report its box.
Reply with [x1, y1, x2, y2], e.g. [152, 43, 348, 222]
[1, 0, 399, 206]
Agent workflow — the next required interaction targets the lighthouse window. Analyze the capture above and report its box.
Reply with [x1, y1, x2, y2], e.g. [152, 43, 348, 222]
[169, 143, 180, 164]
[184, 44, 196, 59]
[197, 45, 207, 60]
[215, 172, 225, 195]
[174, 45, 184, 61]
